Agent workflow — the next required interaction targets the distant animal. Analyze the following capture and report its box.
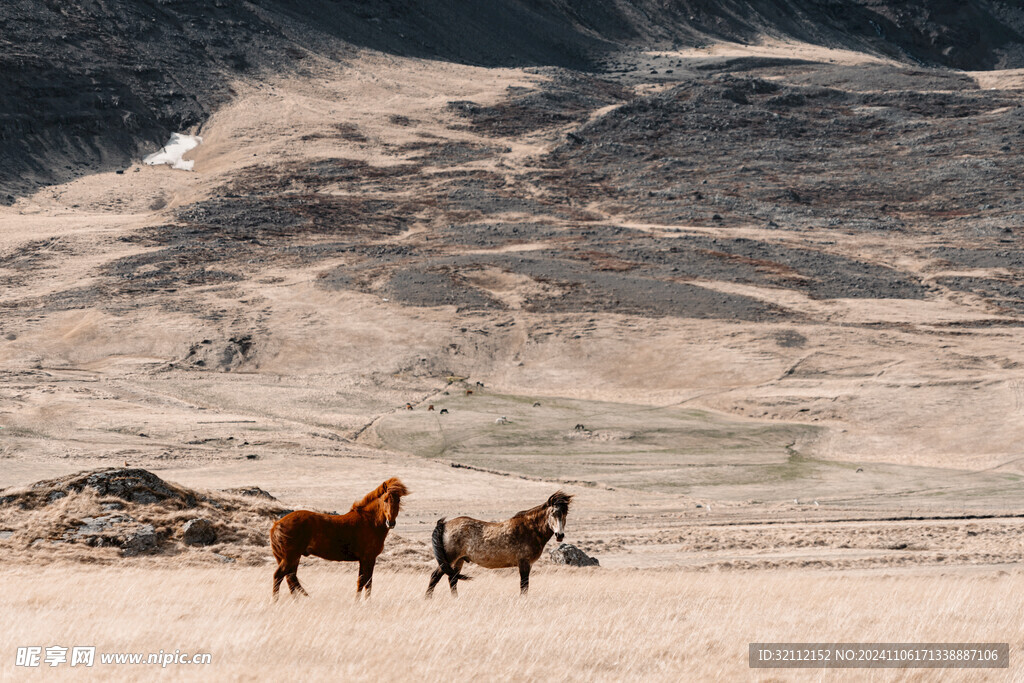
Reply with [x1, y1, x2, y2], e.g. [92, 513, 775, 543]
[574, 424, 586, 431]
[495, 416, 508, 425]
[856, 468, 864, 473]
[533, 402, 541, 407]
[466, 389, 473, 395]
[440, 409, 448, 415]
[475, 381, 484, 388]
[427, 491, 573, 597]
[270, 478, 409, 600]
[405, 403, 414, 410]
[427, 405, 434, 411]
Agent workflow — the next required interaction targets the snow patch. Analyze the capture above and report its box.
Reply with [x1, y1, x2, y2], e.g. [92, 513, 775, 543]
[143, 133, 202, 171]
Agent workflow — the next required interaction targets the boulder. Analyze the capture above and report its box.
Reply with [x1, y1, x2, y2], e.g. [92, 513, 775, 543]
[121, 525, 158, 555]
[182, 518, 217, 546]
[63, 514, 130, 541]
[549, 542, 599, 567]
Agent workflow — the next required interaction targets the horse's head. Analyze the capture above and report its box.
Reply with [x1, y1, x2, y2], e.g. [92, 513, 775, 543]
[379, 478, 409, 529]
[545, 491, 573, 542]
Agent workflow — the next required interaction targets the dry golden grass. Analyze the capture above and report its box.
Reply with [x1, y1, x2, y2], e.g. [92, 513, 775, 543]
[0, 564, 1020, 681]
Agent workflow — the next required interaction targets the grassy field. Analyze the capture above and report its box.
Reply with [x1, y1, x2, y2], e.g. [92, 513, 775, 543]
[0, 564, 1020, 681]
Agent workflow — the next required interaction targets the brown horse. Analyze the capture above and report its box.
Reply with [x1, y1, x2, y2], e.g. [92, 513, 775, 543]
[427, 491, 572, 597]
[270, 478, 409, 600]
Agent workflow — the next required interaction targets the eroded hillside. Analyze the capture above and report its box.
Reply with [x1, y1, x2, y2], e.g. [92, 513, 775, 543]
[1, 5, 1024, 571]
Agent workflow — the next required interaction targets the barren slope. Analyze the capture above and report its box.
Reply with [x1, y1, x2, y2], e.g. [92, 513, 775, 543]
[1, 39, 1023, 575]
[4, 0, 1024, 198]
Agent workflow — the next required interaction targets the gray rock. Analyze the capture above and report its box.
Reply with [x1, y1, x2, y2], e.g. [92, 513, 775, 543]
[221, 486, 277, 501]
[68, 514, 130, 538]
[61, 514, 158, 554]
[182, 518, 217, 546]
[121, 524, 157, 555]
[549, 542, 600, 567]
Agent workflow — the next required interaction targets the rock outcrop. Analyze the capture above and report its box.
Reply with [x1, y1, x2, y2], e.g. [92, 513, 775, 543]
[549, 543, 600, 567]
[0, 468, 284, 561]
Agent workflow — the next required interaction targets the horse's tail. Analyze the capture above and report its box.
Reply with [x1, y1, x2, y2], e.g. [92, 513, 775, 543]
[269, 518, 289, 563]
[432, 518, 471, 581]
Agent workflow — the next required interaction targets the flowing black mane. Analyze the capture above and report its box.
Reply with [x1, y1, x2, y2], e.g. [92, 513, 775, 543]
[513, 490, 573, 518]
[545, 490, 573, 515]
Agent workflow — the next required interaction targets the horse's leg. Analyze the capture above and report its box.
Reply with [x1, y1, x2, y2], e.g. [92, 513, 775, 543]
[518, 559, 531, 595]
[272, 564, 287, 601]
[357, 558, 376, 599]
[286, 572, 308, 597]
[425, 567, 445, 598]
[448, 558, 466, 597]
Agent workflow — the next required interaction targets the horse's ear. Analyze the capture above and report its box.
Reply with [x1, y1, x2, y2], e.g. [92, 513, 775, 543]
[381, 481, 388, 493]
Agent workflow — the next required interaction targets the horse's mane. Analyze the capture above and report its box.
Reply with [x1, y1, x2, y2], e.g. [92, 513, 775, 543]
[351, 477, 410, 512]
[513, 490, 573, 519]
[546, 491, 573, 512]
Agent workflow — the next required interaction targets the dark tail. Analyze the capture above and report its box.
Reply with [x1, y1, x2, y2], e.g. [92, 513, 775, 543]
[432, 518, 471, 581]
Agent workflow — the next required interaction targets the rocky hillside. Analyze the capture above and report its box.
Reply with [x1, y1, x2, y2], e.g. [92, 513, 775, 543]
[2, 0, 1023, 199]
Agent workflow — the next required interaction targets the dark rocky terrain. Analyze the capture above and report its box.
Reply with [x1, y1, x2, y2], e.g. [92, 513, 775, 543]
[16, 56, 1016, 324]
[3, 0, 1024, 200]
